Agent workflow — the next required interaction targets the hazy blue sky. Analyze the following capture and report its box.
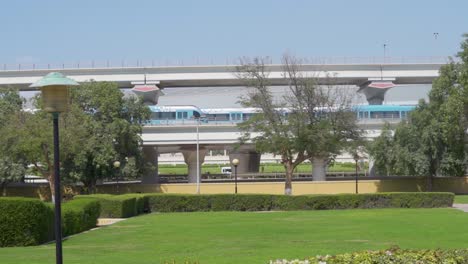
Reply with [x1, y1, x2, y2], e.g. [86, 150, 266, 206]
[2, 0, 467, 66]
[8, 1, 466, 107]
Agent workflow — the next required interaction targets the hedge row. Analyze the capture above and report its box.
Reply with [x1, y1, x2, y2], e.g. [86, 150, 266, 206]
[0, 197, 101, 247]
[62, 198, 100, 237]
[74, 194, 145, 218]
[272, 247, 468, 263]
[146, 192, 454, 212]
[77, 192, 454, 218]
[0, 197, 54, 247]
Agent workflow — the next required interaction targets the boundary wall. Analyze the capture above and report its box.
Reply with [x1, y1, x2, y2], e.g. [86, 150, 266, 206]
[4, 177, 468, 200]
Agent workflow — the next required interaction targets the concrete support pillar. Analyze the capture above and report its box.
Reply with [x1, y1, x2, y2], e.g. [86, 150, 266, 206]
[182, 149, 207, 183]
[358, 80, 396, 105]
[311, 157, 327, 181]
[142, 146, 159, 184]
[228, 151, 261, 174]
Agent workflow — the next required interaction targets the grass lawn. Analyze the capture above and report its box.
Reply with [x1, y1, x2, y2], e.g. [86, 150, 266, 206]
[455, 195, 468, 203]
[159, 162, 357, 175]
[1, 208, 468, 264]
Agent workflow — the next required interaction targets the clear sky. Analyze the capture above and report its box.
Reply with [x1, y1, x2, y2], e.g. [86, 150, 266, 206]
[2, 0, 467, 67]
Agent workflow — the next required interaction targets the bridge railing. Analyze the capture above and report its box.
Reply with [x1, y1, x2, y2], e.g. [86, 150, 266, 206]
[0, 56, 453, 72]
[143, 117, 405, 127]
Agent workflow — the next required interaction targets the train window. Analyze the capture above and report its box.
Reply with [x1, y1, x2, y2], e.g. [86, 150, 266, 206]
[207, 114, 229, 121]
[230, 113, 242, 121]
[401, 111, 407, 119]
[370, 111, 399, 119]
[153, 112, 176, 119]
[177, 112, 189, 119]
[192, 111, 200, 118]
[358, 112, 369, 119]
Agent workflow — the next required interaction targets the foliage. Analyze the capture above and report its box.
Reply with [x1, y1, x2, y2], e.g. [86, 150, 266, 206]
[0, 82, 150, 200]
[118, 193, 149, 214]
[74, 194, 138, 218]
[278, 248, 468, 264]
[0, 87, 23, 123]
[62, 198, 101, 237]
[0, 88, 27, 195]
[0, 197, 101, 247]
[369, 35, 468, 190]
[0, 197, 53, 247]
[64, 81, 151, 193]
[236, 55, 361, 194]
[141, 192, 453, 213]
[0, 157, 26, 196]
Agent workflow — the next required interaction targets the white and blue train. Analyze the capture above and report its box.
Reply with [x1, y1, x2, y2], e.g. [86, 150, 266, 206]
[147, 104, 417, 125]
[147, 105, 203, 125]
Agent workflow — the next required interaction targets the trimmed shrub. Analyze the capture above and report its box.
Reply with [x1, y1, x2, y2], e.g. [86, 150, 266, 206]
[146, 192, 453, 213]
[272, 247, 468, 263]
[118, 194, 149, 215]
[232, 194, 274, 211]
[0, 197, 54, 247]
[62, 198, 100, 237]
[271, 192, 454, 211]
[147, 194, 211, 212]
[75, 194, 137, 218]
[75, 192, 453, 217]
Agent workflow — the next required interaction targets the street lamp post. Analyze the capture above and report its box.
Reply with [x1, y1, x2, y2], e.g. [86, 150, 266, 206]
[353, 154, 359, 194]
[196, 116, 200, 194]
[30, 72, 79, 264]
[232, 158, 239, 194]
[113, 161, 121, 194]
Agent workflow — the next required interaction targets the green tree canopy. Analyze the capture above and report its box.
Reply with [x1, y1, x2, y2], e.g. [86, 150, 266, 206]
[370, 35, 468, 190]
[237, 55, 361, 194]
[0, 82, 150, 199]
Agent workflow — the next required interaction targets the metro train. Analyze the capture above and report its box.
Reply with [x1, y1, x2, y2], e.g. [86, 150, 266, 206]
[147, 104, 417, 125]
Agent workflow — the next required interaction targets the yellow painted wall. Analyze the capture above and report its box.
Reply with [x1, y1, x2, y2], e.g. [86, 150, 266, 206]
[4, 177, 468, 200]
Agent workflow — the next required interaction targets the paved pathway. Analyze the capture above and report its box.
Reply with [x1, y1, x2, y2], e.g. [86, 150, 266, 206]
[453, 204, 468, 212]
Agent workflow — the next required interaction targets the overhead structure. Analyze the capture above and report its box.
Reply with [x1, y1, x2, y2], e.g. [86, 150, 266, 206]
[131, 82, 164, 105]
[358, 79, 396, 105]
[1, 62, 443, 91]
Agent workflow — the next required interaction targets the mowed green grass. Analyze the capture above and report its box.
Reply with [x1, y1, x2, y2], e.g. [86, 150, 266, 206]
[159, 162, 357, 175]
[455, 195, 468, 203]
[1, 209, 468, 264]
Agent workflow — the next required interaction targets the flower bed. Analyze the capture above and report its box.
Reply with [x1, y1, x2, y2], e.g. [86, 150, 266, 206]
[270, 247, 468, 264]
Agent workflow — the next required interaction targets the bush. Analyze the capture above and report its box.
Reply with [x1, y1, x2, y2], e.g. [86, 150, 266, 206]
[145, 192, 453, 213]
[62, 198, 100, 237]
[0, 197, 54, 247]
[75, 192, 453, 217]
[118, 194, 149, 215]
[75, 194, 137, 218]
[271, 192, 454, 211]
[147, 194, 211, 212]
[271, 247, 468, 263]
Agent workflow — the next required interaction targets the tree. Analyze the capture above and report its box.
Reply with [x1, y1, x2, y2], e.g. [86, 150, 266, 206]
[0, 157, 26, 196]
[63, 81, 151, 193]
[370, 35, 468, 190]
[0, 87, 26, 195]
[368, 123, 395, 176]
[237, 55, 361, 195]
[0, 81, 150, 200]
